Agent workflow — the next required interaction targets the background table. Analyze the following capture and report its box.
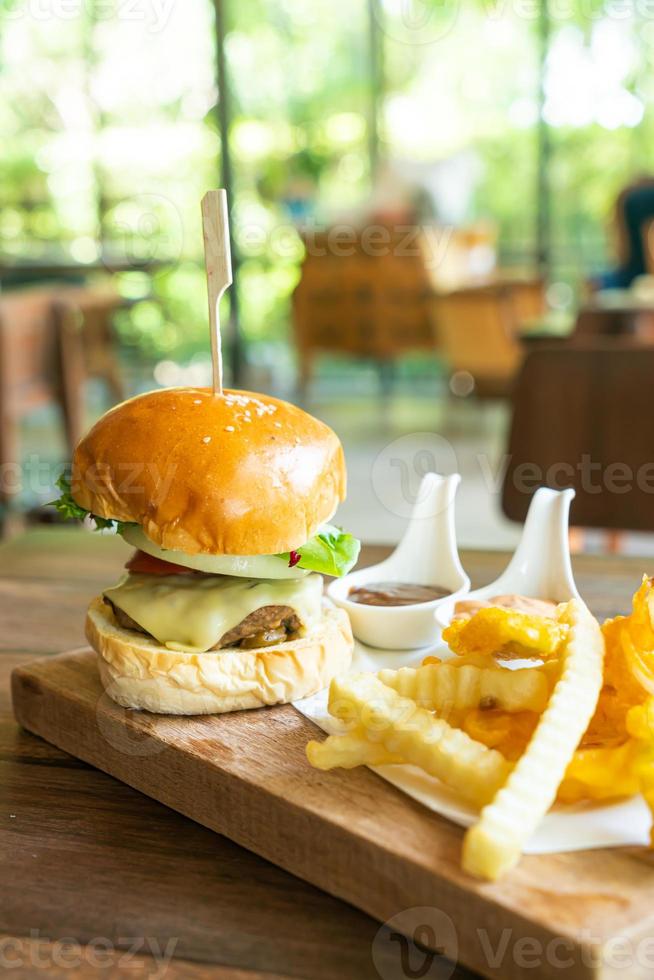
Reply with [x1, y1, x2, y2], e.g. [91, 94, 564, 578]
[1, 528, 650, 978]
[574, 297, 654, 341]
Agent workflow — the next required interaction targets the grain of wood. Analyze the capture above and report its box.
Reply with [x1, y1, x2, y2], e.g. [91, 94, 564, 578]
[1, 530, 479, 980]
[0, 934, 297, 979]
[3, 529, 653, 980]
[11, 646, 654, 980]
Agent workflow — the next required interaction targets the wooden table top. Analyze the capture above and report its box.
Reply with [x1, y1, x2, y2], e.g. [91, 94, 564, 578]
[1, 528, 651, 979]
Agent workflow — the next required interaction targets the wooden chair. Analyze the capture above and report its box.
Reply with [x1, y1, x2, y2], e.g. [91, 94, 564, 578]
[502, 340, 654, 536]
[0, 288, 85, 525]
[504, 277, 547, 326]
[292, 229, 435, 395]
[432, 286, 523, 397]
[52, 285, 125, 403]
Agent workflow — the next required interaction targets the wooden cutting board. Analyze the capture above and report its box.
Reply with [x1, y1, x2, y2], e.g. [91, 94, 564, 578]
[11, 648, 654, 980]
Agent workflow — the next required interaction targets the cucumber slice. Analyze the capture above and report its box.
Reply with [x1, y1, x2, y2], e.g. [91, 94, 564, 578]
[121, 525, 309, 580]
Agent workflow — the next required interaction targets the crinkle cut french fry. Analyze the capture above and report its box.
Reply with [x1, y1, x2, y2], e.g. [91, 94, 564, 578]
[462, 599, 604, 881]
[306, 731, 401, 770]
[377, 663, 550, 717]
[328, 673, 512, 808]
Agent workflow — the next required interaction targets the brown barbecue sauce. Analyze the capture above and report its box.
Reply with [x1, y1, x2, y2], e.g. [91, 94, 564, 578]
[348, 581, 451, 606]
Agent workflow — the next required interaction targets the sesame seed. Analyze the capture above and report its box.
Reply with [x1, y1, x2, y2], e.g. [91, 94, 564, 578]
[193, 399, 202, 405]
[274, 422, 282, 428]
[202, 436, 211, 444]
[224, 426, 235, 432]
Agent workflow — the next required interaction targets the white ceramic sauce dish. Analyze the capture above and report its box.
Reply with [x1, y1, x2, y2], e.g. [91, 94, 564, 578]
[328, 472, 470, 649]
[435, 486, 580, 632]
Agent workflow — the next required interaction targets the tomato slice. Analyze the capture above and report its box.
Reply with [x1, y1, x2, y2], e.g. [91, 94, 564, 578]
[125, 549, 192, 576]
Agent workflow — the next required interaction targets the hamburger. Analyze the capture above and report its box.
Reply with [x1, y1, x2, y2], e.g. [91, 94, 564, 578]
[53, 386, 358, 714]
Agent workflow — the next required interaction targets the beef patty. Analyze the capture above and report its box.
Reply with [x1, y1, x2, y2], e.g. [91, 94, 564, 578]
[103, 596, 302, 650]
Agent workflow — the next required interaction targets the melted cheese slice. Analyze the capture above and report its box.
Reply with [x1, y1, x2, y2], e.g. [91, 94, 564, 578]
[104, 572, 323, 653]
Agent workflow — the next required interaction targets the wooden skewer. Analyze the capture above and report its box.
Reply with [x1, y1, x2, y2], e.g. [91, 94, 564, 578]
[201, 189, 233, 396]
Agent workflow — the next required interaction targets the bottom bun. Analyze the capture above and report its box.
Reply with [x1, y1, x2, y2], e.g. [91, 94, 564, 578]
[86, 594, 354, 714]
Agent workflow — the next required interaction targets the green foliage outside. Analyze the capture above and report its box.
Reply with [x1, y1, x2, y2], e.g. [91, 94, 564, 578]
[1, 0, 653, 365]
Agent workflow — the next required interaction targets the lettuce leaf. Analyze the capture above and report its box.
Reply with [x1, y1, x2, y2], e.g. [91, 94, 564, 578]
[49, 473, 130, 533]
[280, 524, 360, 577]
[51, 472, 360, 577]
